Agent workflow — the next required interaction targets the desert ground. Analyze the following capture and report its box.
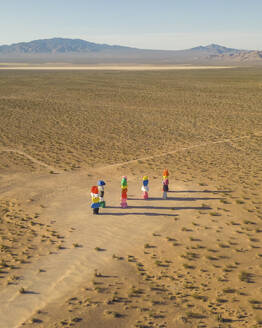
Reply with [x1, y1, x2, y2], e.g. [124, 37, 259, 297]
[0, 67, 262, 328]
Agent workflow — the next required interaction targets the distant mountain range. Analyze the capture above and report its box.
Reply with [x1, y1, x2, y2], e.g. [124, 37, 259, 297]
[0, 38, 131, 54]
[0, 38, 261, 65]
[190, 43, 242, 54]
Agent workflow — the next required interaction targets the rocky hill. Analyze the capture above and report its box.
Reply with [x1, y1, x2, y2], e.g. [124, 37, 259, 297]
[0, 38, 131, 54]
[0, 38, 260, 65]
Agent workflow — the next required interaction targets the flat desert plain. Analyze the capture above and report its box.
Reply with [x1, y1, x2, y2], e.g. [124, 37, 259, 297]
[0, 65, 232, 70]
[0, 67, 262, 328]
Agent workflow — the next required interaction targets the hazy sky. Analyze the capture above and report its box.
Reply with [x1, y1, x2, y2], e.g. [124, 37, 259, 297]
[1, 0, 262, 50]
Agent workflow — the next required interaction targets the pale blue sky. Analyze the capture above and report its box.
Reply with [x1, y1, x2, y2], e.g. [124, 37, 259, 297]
[1, 0, 262, 50]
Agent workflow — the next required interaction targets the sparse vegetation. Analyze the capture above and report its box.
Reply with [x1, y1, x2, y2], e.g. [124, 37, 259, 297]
[183, 263, 195, 269]
[1, 68, 262, 328]
[185, 311, 205, 319]
[209, 212, 220, 216]
[223, 287, 236, 294]
[19, 287, 26, 294]
[94, 247, 104, 251]
[72, 243, 81, 248]
[239, 271, 253, 283]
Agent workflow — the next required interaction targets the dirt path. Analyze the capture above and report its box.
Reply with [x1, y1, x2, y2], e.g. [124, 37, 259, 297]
[1, 132, 261, 173]
[0, 148, 62, 173]
[103, 133, 260, 169]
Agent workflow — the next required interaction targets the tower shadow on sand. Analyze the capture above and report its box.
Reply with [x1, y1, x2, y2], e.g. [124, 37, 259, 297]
[128, 196, 221, 201]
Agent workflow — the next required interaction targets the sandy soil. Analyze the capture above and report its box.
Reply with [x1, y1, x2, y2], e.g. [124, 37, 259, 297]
[0, 162, 199, 327]
[0, 138, 261, 327]
[0, 69, 261, 327]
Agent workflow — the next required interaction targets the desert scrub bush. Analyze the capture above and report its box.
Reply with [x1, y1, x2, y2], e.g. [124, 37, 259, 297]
[243, 219, 256, 225]
[192, 222, 199, 226]
[94, 269, 105, 278]
[236, 199, 245, 204]
[225, 264, 236, 270]
[181, 252, 199, 260]
[152, 232, 160, 236]
[94, 246, 103, 251]
[220, 199, 230, 204]
[127, 254, 136, 262]
[205, 255, 218, 261]
[0, 244, 9, 252]
[230, 221, 240, 225]
[216, 314, 230, 323]
[239, 271, 253, 283]
[216, 298, 228, 303]
[19, 287, 26, 294]
[0, 260, 8, 268]
[196, 243, 205, 249]
[192, 294, 208, 301]
[256, 317, 262, 325]
[166, 236, 176, 241]
[223, 287, 236, 294]
[30, 318, 42, 323]
[112, 254, 123, 260]
[207, 248, 218, 253]
[249, 237, 259, 242]
[183, 263, 195, 269]
[72, 243, 81, 248]
[218, 243, 229, 248]
[249, 299, 262, 305]
[94, 286, 105, 293]
[182, 227, 192, 232]
[9, 274, 20, 281]
[185, 312, 205, 319]
[136, 262, 145, 270]
[189, 236, 200, 241]
[128, 286, 143, 297]
[209, 212, 221, 216]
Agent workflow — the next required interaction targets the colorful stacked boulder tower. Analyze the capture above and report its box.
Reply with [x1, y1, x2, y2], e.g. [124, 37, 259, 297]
[121, 176, 128, 208]
[163, 169, 169, 191]
[162, 169, 169, 199]
[98, 180, 106, 208]
[141, 176, 149, 199]
[90, 186, 100, 214]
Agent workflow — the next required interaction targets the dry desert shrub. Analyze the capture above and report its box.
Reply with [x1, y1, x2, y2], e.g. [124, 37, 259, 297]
[0, 68, 262, 173]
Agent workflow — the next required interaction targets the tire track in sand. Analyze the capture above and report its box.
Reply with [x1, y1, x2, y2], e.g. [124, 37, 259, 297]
[0, 131, 261, 173]
[102, 132, 262, 169]
[0, 147, 62, 173]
